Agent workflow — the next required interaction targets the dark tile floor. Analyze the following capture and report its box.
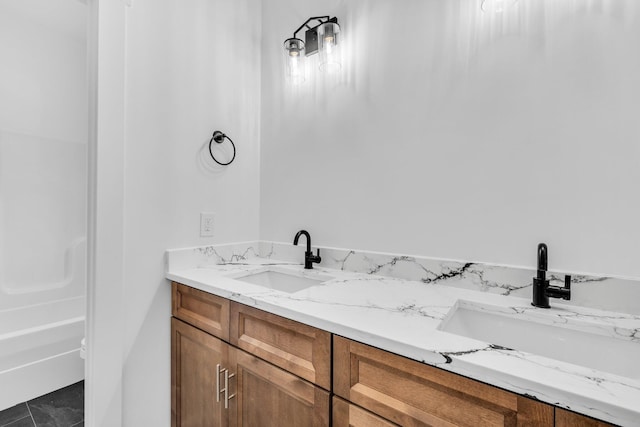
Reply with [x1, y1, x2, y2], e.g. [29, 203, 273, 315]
[0, 381, 83, 427]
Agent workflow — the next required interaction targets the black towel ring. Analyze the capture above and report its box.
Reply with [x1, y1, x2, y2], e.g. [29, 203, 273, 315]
[209, 130, 236, 166]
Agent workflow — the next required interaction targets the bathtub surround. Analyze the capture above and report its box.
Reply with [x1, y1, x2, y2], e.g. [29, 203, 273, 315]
[0, 132, 87, 289]
[0, 240, 86, 311]
[0, 2, 88, 288]
[166, 242, 640, 426]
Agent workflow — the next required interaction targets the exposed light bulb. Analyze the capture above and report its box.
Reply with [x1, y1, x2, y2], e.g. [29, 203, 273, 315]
[325, 41, 333, 55]
[284, 38, 306, 83]
[318, 21, 341, 73]
[288, 55, 305, 83]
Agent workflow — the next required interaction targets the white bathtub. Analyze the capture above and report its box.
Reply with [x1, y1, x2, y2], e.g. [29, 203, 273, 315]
[0, 239, 86, 411]
[0, 296, 85, 410]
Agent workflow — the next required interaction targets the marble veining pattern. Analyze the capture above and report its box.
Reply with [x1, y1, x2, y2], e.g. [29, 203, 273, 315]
[254, 241, 640, 315]
[165, 241, 640, 426]
[166, 240, 640, 314]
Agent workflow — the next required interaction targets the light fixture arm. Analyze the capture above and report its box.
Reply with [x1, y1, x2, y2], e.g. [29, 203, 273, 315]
[292, 16, 331, 39]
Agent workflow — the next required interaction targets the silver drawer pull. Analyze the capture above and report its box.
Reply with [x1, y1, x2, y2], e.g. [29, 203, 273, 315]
[216, 364, 226, 403]
[224, 371, 236, 409]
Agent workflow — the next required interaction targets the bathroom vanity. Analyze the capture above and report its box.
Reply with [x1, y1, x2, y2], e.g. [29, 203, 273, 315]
[167, 242, 640, 426]
[172, 283, 330, 426]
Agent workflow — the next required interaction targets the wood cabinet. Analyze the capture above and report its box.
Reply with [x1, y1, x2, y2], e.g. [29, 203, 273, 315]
[333, 335, 554, 427]
[229, 301, 331, 390]
[333, 396, 400, 427]
[171, 317, 227, 427]
[555, 409, 615, 427]
[172, 282, 615, 427]
[228, 346, 329, 427]
[171, 282, 330, 427]
[172, 282, 229, 340]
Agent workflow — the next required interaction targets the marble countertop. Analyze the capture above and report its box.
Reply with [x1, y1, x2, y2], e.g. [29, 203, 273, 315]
[166, 252, 640, 426]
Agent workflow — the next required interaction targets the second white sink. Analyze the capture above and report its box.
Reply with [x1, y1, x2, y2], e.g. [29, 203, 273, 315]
[235, 269, 331, 293]
[439, 300, 640, 380]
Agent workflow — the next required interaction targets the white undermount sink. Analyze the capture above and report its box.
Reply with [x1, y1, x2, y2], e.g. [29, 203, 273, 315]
[235, 269, 331, 293]
[439, 301, 640, 380]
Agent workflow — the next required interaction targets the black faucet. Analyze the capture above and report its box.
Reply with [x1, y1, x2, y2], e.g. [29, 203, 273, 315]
[293, 230, 321, 269]
[532, 243, 571, 308]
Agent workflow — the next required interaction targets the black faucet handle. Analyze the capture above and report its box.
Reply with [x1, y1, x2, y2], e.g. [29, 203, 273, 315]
[303, 248, 321, 269]
[562, 275, 572, 300]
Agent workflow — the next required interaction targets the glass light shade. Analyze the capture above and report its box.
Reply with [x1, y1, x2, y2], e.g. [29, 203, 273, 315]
[284, 38, 306, 83]
[481, 0, 518, 13]
[317, 21, 341, 73]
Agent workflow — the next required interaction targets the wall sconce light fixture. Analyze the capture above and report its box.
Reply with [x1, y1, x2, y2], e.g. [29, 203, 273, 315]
[284, 16, 341, 82]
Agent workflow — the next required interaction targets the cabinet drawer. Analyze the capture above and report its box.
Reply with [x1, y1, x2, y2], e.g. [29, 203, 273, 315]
[333, 336, 553, 427]
[333, 396, 399, 427]
[172, 282, 229, 340]
[229, 302, 331, 390]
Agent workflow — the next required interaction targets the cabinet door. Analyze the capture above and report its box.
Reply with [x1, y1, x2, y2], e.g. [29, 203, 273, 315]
[555, 409, 615, 427]
[227, 346, 330, 427]
[333, 396, 399, 427]
[334, 336, 553, 427]
[172, 318, 228, 427]
[230, 302, 331, 389]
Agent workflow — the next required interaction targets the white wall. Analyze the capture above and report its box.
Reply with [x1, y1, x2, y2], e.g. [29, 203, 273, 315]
[121, 0, 261, 426]
[260, 0, 640, 278]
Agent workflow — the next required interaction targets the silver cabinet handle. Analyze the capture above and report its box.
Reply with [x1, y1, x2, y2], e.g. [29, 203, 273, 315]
[216, 364, 225, 403]
[224, 370, 236, 409]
